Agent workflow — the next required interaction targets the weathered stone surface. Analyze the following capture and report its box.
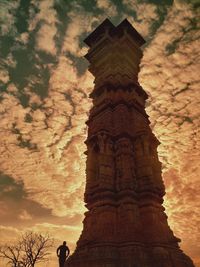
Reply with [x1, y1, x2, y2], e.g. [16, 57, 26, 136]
[65, 19, 195, 267]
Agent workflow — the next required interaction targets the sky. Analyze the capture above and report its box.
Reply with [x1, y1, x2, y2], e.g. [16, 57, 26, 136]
[0, 0, 199, 266]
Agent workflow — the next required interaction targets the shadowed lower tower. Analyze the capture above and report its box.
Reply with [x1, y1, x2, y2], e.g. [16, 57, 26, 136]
[65, 19, 195, 267]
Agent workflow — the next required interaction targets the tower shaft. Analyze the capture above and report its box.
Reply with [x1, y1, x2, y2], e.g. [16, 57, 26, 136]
[65, 19, 195, 267]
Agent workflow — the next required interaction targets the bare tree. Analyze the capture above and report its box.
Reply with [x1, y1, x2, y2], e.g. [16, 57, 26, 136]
[0, 231, 53, 267]
[0, 243, 22, 267]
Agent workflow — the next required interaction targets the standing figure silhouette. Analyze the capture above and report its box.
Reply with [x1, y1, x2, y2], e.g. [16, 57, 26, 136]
[57, 241, 70, 267]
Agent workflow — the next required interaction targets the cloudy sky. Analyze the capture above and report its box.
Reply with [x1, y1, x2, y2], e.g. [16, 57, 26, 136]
[0, 0, 199, 266]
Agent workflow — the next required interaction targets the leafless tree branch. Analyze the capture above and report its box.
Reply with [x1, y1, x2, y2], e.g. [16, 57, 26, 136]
[0, 231, 53, 267]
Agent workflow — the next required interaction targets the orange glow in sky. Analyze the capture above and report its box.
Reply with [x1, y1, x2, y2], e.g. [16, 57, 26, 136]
[0, 0, 199, 266]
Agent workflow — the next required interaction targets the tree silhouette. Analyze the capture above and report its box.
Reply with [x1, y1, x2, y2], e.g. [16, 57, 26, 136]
[0, 242, 22, 267]
[0, 231, 53, 267]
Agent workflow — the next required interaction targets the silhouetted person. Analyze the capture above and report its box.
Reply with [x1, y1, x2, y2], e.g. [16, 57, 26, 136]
[57, 241, 70, 267]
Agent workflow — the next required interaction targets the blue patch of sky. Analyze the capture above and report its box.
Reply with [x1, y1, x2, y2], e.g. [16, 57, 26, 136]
[0, 172, 27, 200]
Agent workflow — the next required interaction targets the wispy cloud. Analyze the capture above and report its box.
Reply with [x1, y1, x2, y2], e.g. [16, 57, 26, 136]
[139, 1, 200, 263]
[123, 0, 158, 37]
[30, 0, 58, 55]
[0, 0, 199, 266]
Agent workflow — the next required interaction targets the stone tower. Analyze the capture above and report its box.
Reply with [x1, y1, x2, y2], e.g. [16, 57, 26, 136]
[65, 19, 195, 267]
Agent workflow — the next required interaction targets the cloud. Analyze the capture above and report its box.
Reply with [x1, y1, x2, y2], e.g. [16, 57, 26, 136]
[0, 225, 21, 243]
[61, 1, 118, 57]
[0, 0, 199, 266]
[96, 0, 118, 17]
[61, 11, 98, 56]
[36, 23, 57, 55]
[139, 1, 200, 264]
[29, 0, 58, 55]
[0, 0, 19, 35]
[29, 0, 58, 30]
[0, 172, 54, 226]
[0, 54, 93, 218]
[19, 209, 33, 220]
[122, 0, 158, 37]
[0, 68, 9, 83]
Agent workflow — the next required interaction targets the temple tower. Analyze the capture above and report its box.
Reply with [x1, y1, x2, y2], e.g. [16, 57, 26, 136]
[65, 19, 195, 267]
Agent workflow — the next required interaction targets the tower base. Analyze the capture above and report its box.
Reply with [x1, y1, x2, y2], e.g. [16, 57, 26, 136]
[65, 243, 195, 267]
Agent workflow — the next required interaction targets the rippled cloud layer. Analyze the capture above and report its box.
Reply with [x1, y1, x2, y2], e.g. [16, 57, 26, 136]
[0, 0, 199, 266]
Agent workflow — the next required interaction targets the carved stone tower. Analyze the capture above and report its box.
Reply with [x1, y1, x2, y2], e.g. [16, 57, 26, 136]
[65, 19, 195, 267]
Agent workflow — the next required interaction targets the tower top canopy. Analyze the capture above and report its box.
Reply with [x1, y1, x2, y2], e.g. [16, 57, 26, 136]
[84, 18, 145, 47]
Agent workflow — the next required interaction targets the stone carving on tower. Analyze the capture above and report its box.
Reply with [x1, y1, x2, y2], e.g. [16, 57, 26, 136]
[65, 19, 195, 267]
